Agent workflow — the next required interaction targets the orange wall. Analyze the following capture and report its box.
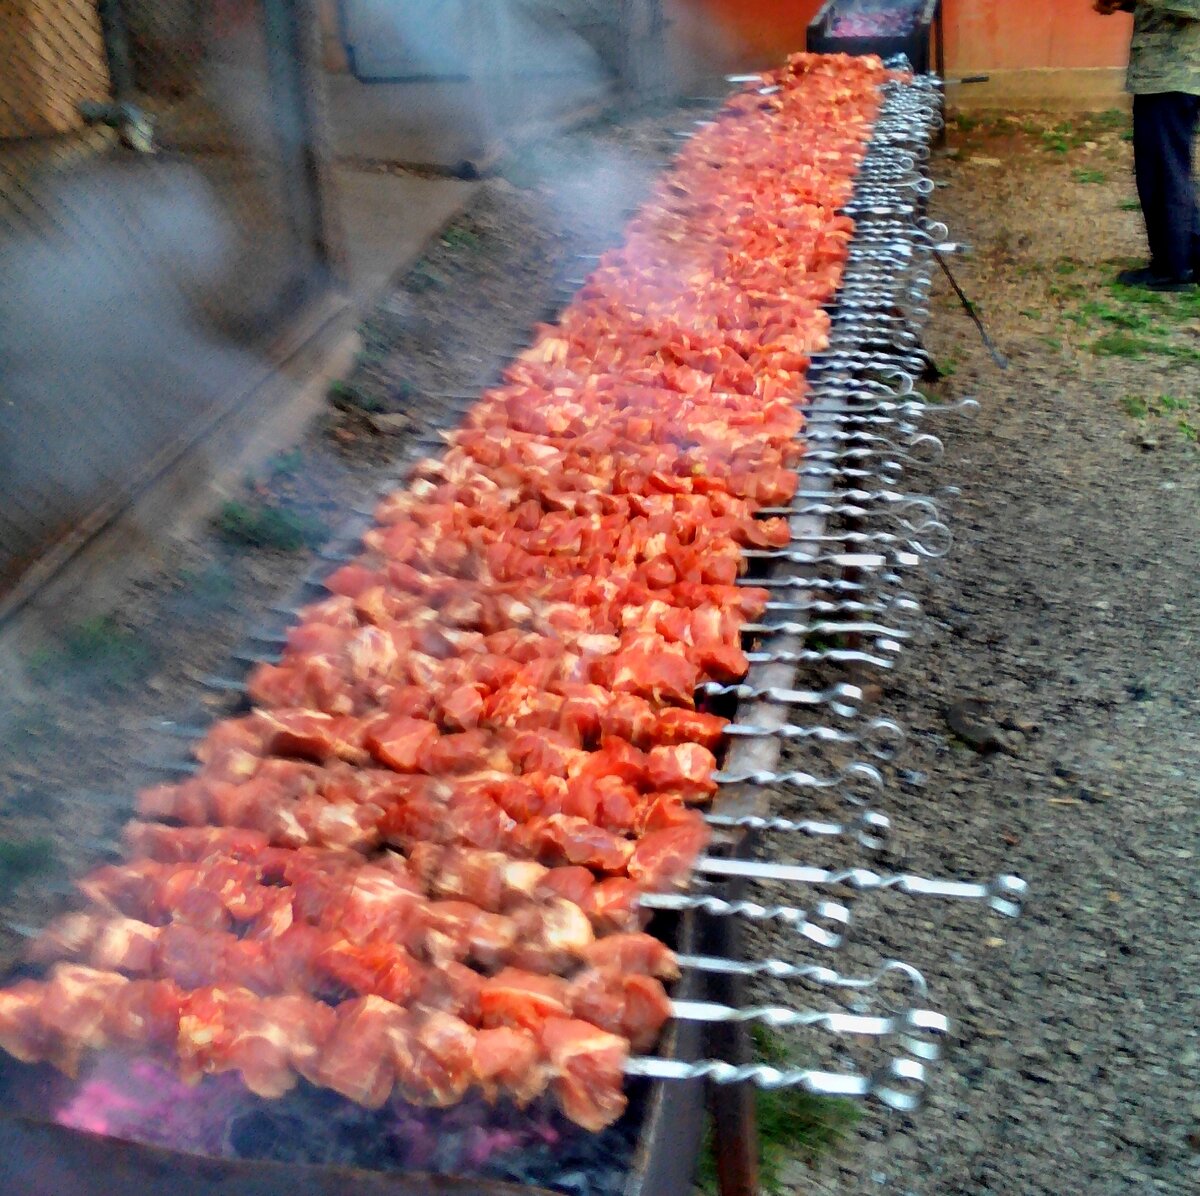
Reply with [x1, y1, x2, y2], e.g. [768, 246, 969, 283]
[688, 0, 1133, 72]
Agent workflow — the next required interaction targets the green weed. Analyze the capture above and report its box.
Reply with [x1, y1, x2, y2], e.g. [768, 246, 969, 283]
[266, 449, 304, 478]
[406, 262, 444, 294]
[1077, 301, 1155, 332]
[441, 227, 481, 251]
[328, 380, 384, 414]
[1120, 393, 1200, 442]
[1018, 308, 1042, 320]
[0, 838, 55, 892]
[1119, 199, 1140, 212]
[216, 501, 328, 553]
[1072, 169, 1106, 185]
[1091, 332, 1156, 358]
[697, 1027, 861, 1194]
[176, 563, 234, 603]
[27, 617, 153, 688]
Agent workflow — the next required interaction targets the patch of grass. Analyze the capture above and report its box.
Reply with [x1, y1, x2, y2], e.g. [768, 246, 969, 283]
[1090, 331, 1158, 358]
[1072, 169, 1107, 185]
[697, 1028, 861, 1194]
[1089, 108, 1130, 132]
[406, 262, 444, 293]
[1120, 394, 1200, 442]
[355, 342, 388, 370]
[216, 501, 328, 552]
[27, 617, 153, 688]
[1040, 336, 1063, 351]
[441, 227, 481, 251]
[328, 379, 384, 414]
[1076, 301, 1156, 332]
[266, 449, 305, 478]
[1119, 199, 1141, 212]
[1108, 281, 1167, 307]
[1018, 308, 1042, 320]
[0, 838, 55, 892]
[176, 563, 235, 603]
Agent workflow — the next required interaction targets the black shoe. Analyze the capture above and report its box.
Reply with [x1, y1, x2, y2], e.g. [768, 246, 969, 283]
[1116, 264, 1195, 291]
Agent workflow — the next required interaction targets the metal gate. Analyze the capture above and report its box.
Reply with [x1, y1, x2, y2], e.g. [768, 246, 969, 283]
[0, 0, 340, 606]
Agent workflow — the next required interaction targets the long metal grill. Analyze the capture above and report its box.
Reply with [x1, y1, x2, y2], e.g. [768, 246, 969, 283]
[185, 63, 1025, 1169]
[610, 72, 1024, 1148]
[0, 57, 1023, 1196]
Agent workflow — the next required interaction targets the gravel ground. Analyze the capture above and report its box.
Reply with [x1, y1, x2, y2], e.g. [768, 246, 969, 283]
[779, 110, 1200, 1195]
[2, 97, 1199, 1196]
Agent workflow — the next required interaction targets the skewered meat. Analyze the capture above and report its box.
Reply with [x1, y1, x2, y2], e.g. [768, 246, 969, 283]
[0, 51, 896, 1130]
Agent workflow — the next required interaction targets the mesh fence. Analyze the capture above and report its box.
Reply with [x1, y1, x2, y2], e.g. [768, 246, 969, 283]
[0, 0, 337, 603]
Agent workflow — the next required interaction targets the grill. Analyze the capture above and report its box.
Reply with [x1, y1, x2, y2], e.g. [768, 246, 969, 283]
[0, 60, 1023, 1196]
[807, 2, 945, 78]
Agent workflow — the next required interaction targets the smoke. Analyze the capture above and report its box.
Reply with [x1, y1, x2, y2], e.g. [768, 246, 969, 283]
[0, 156, 260, 553]
[336, 0, 613, 155]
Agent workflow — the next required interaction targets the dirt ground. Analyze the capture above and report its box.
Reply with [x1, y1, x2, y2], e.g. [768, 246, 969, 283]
[790, 109, 1200, 1194]
[2, 98, 1199, 1195]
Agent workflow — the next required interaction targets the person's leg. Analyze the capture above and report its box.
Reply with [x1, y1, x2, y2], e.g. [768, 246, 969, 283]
[1157, 92, 1200, 279]
[1132, 94, 1170, 274]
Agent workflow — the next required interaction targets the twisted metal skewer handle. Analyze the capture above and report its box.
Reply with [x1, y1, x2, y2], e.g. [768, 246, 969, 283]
[721, 718, 905, 762]
[694, 860, 1029, 918]
[670, 1000, 950, 1045]
[715, 761, 885, 792]
[625, 1056, 932, 1113]
[698, 681, 863, 717]
[704, 809, 892, 851]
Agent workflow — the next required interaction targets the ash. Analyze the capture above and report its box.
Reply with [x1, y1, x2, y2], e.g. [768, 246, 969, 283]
[56, 1055, 640, 1195]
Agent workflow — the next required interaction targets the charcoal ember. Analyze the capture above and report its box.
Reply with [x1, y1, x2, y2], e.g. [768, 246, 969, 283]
[228, 1111, 311, 1163]
[52, 1055, 640, 1194]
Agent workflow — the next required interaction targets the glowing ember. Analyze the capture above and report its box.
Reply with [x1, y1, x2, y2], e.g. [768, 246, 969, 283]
[51, 1053, 637, 1191]
[831, 6, 916, 37]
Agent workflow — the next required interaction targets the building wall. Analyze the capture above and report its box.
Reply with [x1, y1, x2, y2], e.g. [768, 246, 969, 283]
[681, 0, 1134, 73]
